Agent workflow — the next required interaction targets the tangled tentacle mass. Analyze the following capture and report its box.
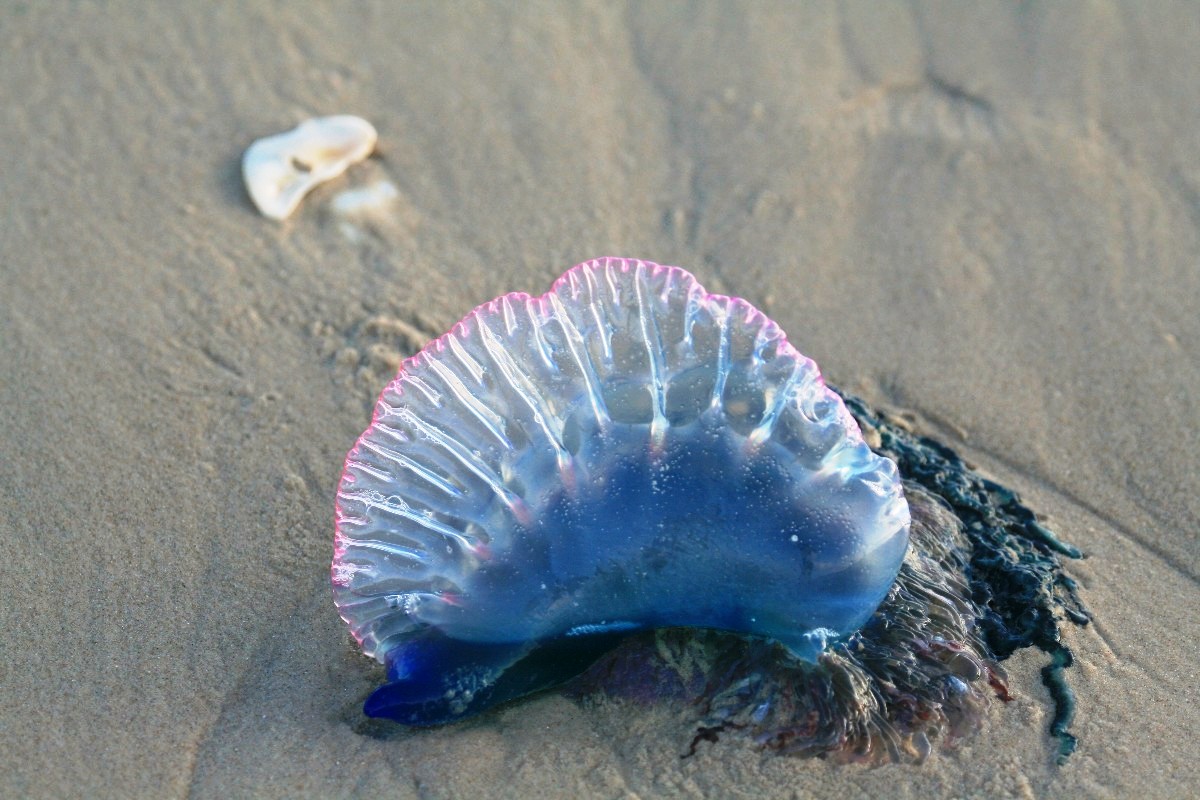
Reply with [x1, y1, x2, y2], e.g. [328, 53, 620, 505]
[571, 393, 1089, 763]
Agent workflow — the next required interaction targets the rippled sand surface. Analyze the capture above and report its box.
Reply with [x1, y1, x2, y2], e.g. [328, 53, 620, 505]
[2, 3, 1197, 797]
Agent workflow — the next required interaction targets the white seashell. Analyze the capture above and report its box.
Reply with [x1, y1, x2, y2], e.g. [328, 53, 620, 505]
[242, 115, 377, 221]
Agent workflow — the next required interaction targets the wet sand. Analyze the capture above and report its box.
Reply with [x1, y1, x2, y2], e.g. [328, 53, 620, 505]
[2, 2, 1198, 797]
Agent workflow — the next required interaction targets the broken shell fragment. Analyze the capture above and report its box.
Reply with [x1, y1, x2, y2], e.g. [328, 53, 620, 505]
[242, 115, 377, 221]
[331, 180, 400, 217]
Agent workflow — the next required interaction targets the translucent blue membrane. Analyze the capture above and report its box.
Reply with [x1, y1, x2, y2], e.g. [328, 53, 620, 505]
[333, 258, 910, 724]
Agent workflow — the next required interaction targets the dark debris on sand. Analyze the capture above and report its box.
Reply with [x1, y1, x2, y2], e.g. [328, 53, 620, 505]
[841, 391, 1090, 763]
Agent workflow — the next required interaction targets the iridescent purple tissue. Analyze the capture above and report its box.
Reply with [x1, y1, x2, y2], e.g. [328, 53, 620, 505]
[332, 258, 910, 725]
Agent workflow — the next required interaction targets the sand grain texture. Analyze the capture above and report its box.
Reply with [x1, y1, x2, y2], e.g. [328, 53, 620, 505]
[1, 2, 1198, 798]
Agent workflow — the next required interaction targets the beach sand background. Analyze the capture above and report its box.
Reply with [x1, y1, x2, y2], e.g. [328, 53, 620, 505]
[2, 2, 1198, 797]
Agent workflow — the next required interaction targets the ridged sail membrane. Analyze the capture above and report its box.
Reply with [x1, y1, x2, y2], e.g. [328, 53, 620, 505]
[333, 258, 910, 724]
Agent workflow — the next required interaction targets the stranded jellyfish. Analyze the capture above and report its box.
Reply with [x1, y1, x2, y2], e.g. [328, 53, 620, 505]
[333, 258, 1089, 763]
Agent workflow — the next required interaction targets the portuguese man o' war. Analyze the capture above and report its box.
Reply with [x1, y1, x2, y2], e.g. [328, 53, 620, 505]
[333, 258, 909, 719]
[333, 258, 1090, 763]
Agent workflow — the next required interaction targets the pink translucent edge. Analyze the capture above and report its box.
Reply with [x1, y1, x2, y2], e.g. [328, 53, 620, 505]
[331, 257, 865, 608]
